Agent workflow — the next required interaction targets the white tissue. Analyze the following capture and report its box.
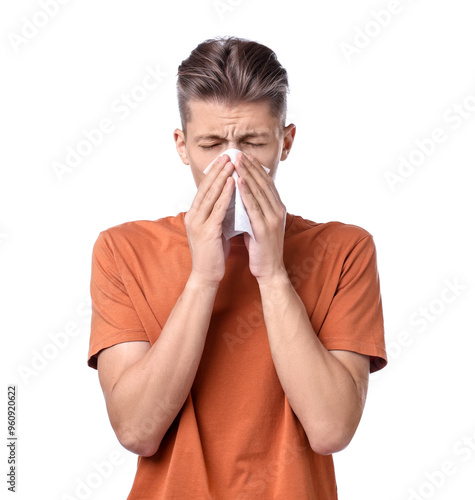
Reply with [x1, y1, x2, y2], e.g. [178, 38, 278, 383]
[203, 148, 270, 240]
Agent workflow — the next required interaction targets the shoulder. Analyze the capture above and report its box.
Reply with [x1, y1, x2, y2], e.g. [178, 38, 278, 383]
[95, 212, 187, 251]
[287, 214, 374, 251]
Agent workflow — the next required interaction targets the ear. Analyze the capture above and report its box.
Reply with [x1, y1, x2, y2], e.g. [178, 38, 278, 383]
[174, 128, 190, 165]
[280, 123, 296, 161]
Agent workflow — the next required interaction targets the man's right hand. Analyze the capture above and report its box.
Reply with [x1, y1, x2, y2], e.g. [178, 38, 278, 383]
[184, 153, 235, 285]
[98, 164, 234, 455]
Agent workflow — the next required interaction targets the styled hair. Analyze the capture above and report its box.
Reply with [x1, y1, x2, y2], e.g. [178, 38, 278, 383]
[177, 36, 289, 136]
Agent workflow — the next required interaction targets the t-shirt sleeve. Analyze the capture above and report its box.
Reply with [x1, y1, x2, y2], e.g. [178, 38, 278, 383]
[87, 231, 149, 369]
[316, 233, 387, 373]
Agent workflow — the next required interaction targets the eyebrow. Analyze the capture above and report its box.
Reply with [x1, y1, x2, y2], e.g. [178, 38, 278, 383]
[194, 132, 271, 142]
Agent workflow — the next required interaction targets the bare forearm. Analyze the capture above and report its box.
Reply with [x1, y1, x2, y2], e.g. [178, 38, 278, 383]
[258, 274, 364, 455]
[108, 273, 219, 456]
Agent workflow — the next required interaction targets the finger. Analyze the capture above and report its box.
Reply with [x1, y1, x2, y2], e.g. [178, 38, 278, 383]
[209, 176, 235, 224]
[236, 175, 268, 236]
[189, 158, 233, 222]
[236, 176, 268, 239]
[243, 153, 284, 208]
[235, 155, 276, 216]
[237, 153, 269, 182]
[190, 154, 229, 209]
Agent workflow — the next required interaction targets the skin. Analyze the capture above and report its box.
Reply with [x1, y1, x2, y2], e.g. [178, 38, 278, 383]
[97, 99, 370, 458]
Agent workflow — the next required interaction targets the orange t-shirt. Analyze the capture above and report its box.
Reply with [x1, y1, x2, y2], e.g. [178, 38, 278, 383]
[87, 212, 387, 499]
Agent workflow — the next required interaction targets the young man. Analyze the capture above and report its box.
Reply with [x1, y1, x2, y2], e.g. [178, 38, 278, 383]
[87, 36, 387, 499]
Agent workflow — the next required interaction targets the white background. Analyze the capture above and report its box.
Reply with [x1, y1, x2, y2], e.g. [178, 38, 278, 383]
[1, 1, 474, 499]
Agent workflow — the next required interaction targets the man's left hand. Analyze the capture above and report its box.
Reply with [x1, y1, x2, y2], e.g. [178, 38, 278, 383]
[234, 152, 287, 284]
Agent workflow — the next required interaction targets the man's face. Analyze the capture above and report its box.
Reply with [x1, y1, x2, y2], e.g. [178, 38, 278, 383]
[174, 100, 295, 187]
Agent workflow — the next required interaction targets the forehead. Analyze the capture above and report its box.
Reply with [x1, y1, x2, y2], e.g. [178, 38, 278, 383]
[187, 100, 281, 139]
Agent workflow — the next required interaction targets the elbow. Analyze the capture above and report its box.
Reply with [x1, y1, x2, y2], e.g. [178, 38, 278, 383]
[115, 425, 161, 457]
[106, 402, 170, 457]
[310, 437, 350, 456]
[123, 440, 160, 458]
[307, 422, 356, 456]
